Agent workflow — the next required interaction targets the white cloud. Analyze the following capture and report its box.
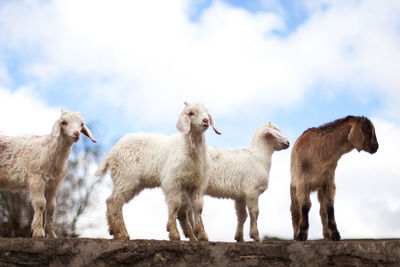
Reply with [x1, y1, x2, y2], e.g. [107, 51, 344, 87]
[1, 0, 399, 125]
[0, 87, 59, 136]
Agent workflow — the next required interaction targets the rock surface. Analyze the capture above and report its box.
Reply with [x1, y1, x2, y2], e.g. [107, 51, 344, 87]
[0, 238, 399, 266]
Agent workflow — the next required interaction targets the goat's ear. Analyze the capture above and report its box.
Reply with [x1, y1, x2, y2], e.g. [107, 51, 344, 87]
[51, 120, 61, 137]
[265, 129, 272, 137]
[208, 114, 221, 135]
[177, 113, 190, 134]
[348, 123, 364, 152]
[61, 108, 66, 114]
[81, 124, 97, 143]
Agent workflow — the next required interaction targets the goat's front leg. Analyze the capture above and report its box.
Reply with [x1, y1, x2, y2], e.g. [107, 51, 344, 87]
[234, 199, 247, 242]
[319, 184, 341, 241]
[29, 176, 46, 238]
[177, 194, 197, 241]
[245, 194, 260, 242]
[190, 190, 208, 241]
[44, 186, 59, 238]
[163, 183, 182, 241]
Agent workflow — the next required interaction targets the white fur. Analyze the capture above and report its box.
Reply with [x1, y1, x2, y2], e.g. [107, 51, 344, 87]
[0, 109, 96, 238]
[96, 102, 220, 241]
[205, 123, 289, 242]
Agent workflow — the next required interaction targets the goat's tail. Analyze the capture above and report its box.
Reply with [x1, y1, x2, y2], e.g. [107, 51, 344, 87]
[95, 157, 109, 177]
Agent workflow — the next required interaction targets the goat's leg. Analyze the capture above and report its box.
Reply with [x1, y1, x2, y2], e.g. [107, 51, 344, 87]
[245, 194, 260, 242]
[317, 189, 328, 239]
[295, 183, 311, 241]
[162, 183, 182, 241]
[29, 177, 46, 238]
[190, 190, 208, 241]
[290, 185, 300, 240]
[106, 183, 136, 240]
[234, 199, 247, 242]
[177, 194, 197, 241]
[44, 186, 59, 238]
[320, 184, 341, 241]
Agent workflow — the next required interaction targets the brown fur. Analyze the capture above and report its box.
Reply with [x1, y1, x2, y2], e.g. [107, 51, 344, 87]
[290, 116, 378, 241]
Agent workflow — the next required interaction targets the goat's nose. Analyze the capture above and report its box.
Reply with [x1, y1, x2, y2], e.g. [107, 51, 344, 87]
[202, 118, 209, 124]
[73, 131, 79, 137]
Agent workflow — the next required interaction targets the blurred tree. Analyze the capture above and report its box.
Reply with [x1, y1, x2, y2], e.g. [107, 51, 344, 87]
[0, 128, 102, 237]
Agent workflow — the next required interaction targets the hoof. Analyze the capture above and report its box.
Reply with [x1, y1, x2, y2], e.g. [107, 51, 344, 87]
[295, 231, 308, 241]
[250, 232, 260, 242]
[169, 232, 181, 241]
[32, 229, 45, 238]
[235, 232, 244, 243]
[235, 237, 244, 243]
[198, 232, 208, 241]
[330, 231, 341, 241]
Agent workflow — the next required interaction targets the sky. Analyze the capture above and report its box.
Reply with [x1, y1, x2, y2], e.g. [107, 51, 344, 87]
[0, 0, 399, 241]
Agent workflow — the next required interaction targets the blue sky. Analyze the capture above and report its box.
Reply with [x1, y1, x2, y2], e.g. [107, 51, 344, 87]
[0, 0, 399, 241]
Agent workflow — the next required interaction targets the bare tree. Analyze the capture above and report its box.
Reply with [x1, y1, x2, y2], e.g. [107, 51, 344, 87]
[0, 126, 102, 237]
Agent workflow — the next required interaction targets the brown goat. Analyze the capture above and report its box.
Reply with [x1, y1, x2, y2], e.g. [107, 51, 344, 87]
[290, 116, 378, 241]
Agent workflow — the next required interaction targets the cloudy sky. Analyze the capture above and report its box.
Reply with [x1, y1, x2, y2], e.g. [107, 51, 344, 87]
[0, 0, 399, 241]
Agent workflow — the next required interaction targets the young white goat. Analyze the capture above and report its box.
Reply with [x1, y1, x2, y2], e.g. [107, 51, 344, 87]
[290, 116, 378, 241]
[185, 123, 289, 242]
[96, 102, 220, 241]
[0, 109, 96, 238]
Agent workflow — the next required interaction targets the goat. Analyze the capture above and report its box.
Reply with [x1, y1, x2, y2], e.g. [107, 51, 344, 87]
[290, 116, 378, 241]
[206, 123, 289, 242]
[95, 102, 220, 241]
[0, 109, 96, 237]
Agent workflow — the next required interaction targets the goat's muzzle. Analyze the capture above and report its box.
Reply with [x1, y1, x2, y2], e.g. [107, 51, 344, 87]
[369, 143, 379, 154]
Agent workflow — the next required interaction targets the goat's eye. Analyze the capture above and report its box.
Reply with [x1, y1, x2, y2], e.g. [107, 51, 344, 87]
[188, 111, 194, 116]
[81, 123, 84, 127]
[61, 121, 68, 126]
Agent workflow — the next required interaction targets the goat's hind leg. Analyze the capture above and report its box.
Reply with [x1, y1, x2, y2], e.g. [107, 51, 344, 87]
[295, 183, 311, 241]
[290, 185, 300, 240]
[106, 180, 137, 240]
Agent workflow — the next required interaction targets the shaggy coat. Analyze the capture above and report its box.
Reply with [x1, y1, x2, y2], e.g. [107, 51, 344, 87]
[290, 116, 378, 241]
[96, 102, 220, 241]
[0, 109, 96, 237]
[205, 123, 289, 242]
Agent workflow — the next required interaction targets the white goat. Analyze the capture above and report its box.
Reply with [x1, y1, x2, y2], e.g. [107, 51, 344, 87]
[0, 109, 97, 238]
[96, 102, 220, 241]
[196, 123, 289, 242]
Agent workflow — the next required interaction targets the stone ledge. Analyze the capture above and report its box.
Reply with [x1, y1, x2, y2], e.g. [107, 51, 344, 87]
[0, 238, 399, 266]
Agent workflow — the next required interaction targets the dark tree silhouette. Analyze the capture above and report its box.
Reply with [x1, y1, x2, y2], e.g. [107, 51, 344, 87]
[0, 128, 102, 237]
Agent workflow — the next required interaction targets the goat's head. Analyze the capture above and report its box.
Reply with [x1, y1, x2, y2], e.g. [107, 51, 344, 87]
[51, 109, 97, 143]
[348, 117, 378, 154]
[176, 101, 221, 135]
[254, 122, 290, 151]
